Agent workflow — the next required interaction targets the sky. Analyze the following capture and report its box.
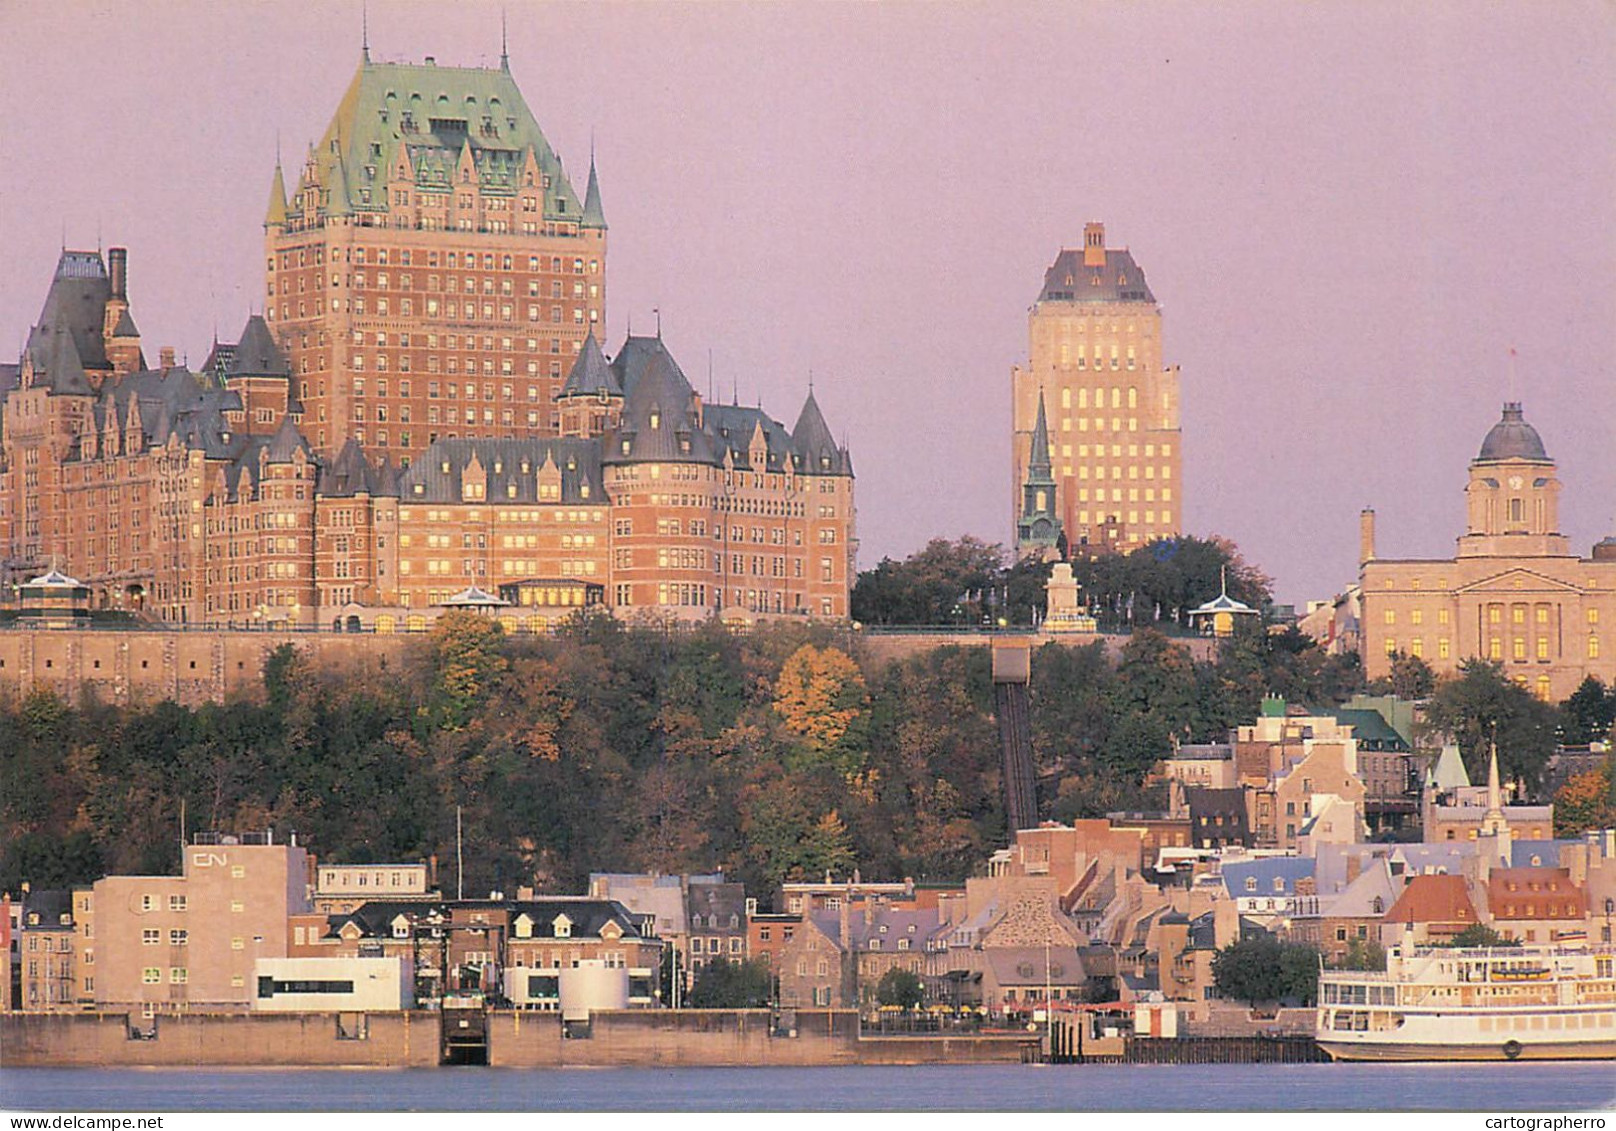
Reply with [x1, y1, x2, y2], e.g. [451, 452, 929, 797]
[2, 1, 1613, 606]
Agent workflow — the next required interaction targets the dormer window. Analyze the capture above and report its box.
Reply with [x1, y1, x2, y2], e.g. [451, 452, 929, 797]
[553, 914, 572, 939]
[441, 460, 451, 474]
[1245, 877, 1257, 893]
[649, 411, 661, 430]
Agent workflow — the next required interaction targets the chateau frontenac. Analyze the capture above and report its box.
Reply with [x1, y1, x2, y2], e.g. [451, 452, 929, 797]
[0, 51, 855, 628]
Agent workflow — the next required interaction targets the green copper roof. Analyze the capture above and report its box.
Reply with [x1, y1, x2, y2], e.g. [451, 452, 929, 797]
[265, 164, 288, 227]
[295, 56, 587, 222]
[582, 156, 606, 230]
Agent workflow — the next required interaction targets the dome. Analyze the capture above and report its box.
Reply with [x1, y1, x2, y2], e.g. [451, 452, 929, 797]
[1477, 402, 1548, 462]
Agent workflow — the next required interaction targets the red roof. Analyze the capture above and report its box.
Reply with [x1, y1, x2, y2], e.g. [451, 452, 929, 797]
[1486, 868, 1587, 921]
[1385, 874, 1478, 932]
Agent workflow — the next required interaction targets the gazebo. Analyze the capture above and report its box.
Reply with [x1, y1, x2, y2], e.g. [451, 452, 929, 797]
[1188, 569, 1259, 637]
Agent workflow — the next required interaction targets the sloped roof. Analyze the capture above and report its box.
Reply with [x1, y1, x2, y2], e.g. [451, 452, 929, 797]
[1322, 858, 1397, 919]
[605, 350, 713, 465]
[263, 414, 312, 463]
[1037, 246, 1156, 306]
[981, 945, 1087, 987]
[1221, 857, 1315, 898]
[1486, 868, 1586, 920]
[581, 155, 606, 230]
[227, 315, 292, 378]
[790, 389, 851, 476]
[1427, 743, 1471, 792]
[318, 438, 375, 496]
[299, 57, 582, 220]
[557, 333, 619, 398]
[35, 250, 112, 373]
[1384, 874, 1478, 928]
[399, 437, 603, 503]
[1333, 708, 1409, 751]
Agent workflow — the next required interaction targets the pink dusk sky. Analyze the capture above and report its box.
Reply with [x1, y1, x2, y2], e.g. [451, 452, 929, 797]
[2, 1, 1612, 606]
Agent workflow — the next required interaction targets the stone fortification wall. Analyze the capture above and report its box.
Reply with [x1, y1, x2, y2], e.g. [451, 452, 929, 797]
[0, 1010, 438, 1067]
[2, 1009, 1035, 1068]
[0, 629, 413, 707]
[0, 625, 1218, 707]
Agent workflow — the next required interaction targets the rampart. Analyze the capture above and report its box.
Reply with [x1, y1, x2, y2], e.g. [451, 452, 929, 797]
[0, 626, 1217, 707]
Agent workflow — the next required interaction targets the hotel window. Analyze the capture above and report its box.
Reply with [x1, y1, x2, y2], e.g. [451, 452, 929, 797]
[142, 929, 160, 945]
[143, 968, 161, 985]
[1591, 636, 1602, 660]
[1383, 609, 1395, 625]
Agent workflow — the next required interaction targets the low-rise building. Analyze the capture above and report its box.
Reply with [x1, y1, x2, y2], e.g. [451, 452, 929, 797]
[251, 956, 413, 1011]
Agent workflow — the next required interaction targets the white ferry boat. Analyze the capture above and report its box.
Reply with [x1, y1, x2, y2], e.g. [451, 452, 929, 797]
[1317, 944, 1616, 1061]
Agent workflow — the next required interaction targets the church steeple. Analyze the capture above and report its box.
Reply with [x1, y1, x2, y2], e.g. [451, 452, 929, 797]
[1017, 389, 1061, 559]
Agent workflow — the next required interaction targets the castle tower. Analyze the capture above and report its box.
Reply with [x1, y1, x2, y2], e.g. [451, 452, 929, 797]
[1010, 224, 1181, 556]
[263, 48, 607, 465]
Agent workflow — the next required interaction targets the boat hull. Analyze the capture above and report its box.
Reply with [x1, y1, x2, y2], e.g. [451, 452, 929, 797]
[1320, 1038, 1616, 1062]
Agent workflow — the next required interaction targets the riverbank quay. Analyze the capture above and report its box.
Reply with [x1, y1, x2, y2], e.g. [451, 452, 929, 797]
[0, 1009, 1040, 1068]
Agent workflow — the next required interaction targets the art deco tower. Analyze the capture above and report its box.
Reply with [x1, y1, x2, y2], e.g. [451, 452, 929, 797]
[263, 45, 607, 466]
[1011, 223, 1181, 559]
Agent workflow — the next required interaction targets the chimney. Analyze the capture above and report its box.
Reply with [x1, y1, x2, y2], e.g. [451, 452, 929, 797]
[1083, 222, 1106, 268]
[1346, 854, 1362, 886]
[108, 247, 128, 300]
[159, 347, 176, 370]
[1360, 508, 1377, 565]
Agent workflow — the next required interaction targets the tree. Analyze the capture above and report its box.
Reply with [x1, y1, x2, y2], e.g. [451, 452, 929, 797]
[1212, 935, 1319, 1007]
[773, 644, 869, 775]
[1371, 652, 1435, 700]
[876, 967, 925, 1010]
[687, 959, 775, 1009]
[1553, 762, 1616, 838]
[1334, 937, 1386, 972]
[851, 537, 1005, 625]
[426, 611, 509, 730]
[1422, 660, 1559, 791]
[1446, 924, 1519, 949]
[1561, 677, 1615, 746]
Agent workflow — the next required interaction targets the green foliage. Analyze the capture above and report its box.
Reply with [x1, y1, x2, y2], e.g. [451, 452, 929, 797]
[687, 958, 775, 1009]
[1422, 660, 1560, 790]
[1212, 935, 1320, 1006]
[427, 611, 509, 730]
[1446, 924, 1520, 949]
[1368, 652, 1436, 700]
[876, 967, 925, 1009]
[1561, 677, 1615, 746]
[851, 537, 1005, 625]
[1334, 937, 1387, 971]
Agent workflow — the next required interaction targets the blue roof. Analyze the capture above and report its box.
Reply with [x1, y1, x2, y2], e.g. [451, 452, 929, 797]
[1510, 840, 1574, 869]
[1221, 857, 1315, 898]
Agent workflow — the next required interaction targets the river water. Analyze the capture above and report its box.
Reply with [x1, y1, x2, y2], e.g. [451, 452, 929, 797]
[3, 1063, 1614, 1112]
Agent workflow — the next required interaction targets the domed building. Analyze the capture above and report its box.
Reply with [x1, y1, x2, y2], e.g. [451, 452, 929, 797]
[1358, 402, 1616, 701]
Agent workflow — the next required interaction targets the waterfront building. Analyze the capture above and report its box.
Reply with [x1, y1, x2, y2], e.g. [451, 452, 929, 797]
[263, 48, 607, 467]
[1359, 402, 1616, 701]
[1011, 223, 1182, 558]
[90, 833, 313, 1013]
[15, 889, 79, 1011]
